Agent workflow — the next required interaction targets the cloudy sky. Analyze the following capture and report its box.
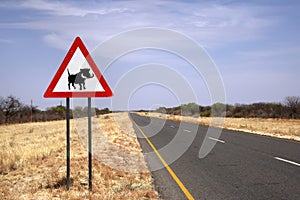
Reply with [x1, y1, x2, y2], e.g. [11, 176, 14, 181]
[0, 0, 299, 110]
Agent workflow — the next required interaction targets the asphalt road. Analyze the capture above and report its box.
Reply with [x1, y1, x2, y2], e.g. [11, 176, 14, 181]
[130, 113, 300, 200]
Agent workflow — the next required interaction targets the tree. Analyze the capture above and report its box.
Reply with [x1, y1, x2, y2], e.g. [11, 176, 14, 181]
[156, 106, 167, 114]
[284, 96, 300, 118]
[211, 103, 226, 117]
[46, 105, 67, 120]
[73, 106, 83, 118]
[0, 106, 4, 124]
[18, 105, 39, 123]
[0, 95, 22, 123]
[95, 108, 110, 115]
[181, 103, 199, 116]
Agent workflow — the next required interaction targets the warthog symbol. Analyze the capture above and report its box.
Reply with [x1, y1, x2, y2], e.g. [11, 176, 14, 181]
[67, 68, 94, 90]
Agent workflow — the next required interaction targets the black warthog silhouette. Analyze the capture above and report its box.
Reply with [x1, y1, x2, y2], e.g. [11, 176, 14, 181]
[67, 68, 94, 90]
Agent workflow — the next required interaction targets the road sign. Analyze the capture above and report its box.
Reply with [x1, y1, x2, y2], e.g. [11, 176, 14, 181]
[44, 37, 113, 98]
[44, 37, 113, 191]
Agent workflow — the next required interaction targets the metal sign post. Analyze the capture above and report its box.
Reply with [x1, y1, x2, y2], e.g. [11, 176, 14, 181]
[66, 97, 71, 190]
[88, 97, 92, 191]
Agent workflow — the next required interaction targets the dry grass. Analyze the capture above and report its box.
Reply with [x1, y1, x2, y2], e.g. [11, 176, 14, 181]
[0, 113, 159, 199]
[137, 112, 300, 141]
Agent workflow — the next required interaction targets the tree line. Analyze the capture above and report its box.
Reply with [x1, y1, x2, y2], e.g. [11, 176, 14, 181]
[0, 95, 111, 124]
[1, 95, 299, 124]
[155, 96, 300, 119]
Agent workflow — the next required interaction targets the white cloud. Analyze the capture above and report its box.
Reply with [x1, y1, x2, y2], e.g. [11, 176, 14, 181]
[184, 4, 276, 47]
[0, 38, 14, 44]
[20, 0, 131, 17]
[238, 46, 300, 58]
[0, 0, 278, 50]
[3, 1, 296, 98]
[43, 33, 69, 50]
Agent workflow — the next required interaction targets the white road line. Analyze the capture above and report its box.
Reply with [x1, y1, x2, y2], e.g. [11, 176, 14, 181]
[170, 125, 175, 128]
[183, 129, 191, 132]
[208, 137, 225, 143]
[274, 157, 300, 167]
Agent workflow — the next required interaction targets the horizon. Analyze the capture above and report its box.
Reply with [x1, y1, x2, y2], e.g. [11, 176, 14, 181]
[5, 94, 293, 112]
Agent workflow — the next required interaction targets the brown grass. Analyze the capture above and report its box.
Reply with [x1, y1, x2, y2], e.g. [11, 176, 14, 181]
[0, 113, 159, 199]
[137, 112, 300, 141]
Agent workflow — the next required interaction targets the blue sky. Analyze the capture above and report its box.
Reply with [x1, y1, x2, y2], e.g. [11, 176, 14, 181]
[0, 0, 299, 110]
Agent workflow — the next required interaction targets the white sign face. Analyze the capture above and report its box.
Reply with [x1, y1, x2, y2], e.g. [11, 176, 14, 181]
[44, 36, 113, 98]
[53, 47, 105, 92]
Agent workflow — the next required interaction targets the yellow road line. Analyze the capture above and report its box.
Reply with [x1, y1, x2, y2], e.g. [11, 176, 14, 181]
[131, 117, 195, 200]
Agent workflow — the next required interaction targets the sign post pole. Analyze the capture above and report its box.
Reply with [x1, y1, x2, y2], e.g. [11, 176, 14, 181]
[66, 97, 71, 190]
[88, 97, 92, 191]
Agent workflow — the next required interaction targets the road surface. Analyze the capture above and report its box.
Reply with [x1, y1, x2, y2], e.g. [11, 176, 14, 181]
[130, 113, 300, 200]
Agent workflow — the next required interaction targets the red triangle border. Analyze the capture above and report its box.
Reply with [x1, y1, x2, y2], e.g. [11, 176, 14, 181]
[44, 37, 113, 98]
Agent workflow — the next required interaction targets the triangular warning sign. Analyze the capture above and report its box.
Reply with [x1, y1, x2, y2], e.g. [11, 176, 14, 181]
[44, 37, 113, 98]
